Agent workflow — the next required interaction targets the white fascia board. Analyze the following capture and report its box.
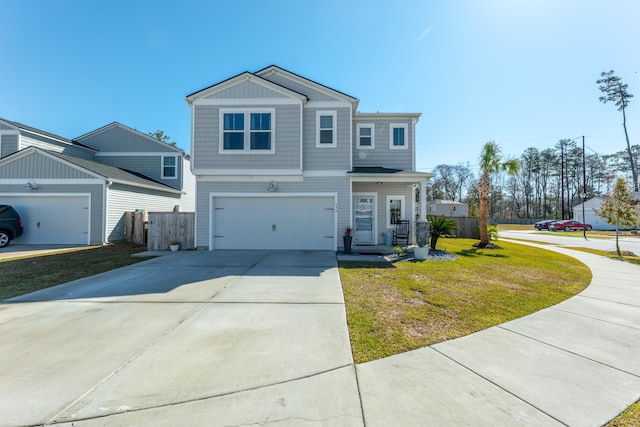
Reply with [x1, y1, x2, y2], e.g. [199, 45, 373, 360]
[186, 73, 307, 104]
[349, 173, 434, 183]
[192, 168, 303, 176]
[302, 170, 348, 177]
[94, 152, 181, 157]
[109, 179, 183, 195]
[354, 112, 422, 121]
[193, 98, 303, 106]
[0, 178, 104, 185]
[255, 66, 358, 104]
[305, 101, 352, 109]
[197, 175, 304, 182]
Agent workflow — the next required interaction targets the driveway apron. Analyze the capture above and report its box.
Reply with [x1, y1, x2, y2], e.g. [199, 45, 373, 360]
[0, 250, 362, 426]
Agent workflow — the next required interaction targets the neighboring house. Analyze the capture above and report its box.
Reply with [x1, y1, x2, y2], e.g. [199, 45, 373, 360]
[0, 119, 195, 245]
[427, 199, 469, 217]
[573, 197, 640, 230]
[185, 65, 434, 250]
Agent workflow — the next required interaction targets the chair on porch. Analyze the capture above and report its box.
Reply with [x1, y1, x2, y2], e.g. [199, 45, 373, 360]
[393, 220, 410, 246]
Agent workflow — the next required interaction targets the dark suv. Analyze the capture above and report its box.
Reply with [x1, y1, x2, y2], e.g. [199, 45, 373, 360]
[0, 205, 24, 248]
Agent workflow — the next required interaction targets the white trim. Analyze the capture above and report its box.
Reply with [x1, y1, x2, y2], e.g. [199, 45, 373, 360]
[103, 181, 110, 244]
[197, 175, 304, 182]
[355, 112, 422, 120]
[219, 108, 276, 154]
[208, 192, 338, 251]
[356, 123, 375, 149]
[302, 170, 347, 177]
[193, 168, 303, 176]
[0, 179, 103, 185]
[94, 152, 181, 157]
[161, 154, 178, 179]
[389, 124, 408, 149]
[192, 98, 302, 106]
[386, 195, 406, 227]
[305, 101, 352, 108]
[353, 192, 377, 245]
[299, 103, 304, 171]
[316, 110, 337, 148]
[0, 192, 92, 245]
[109, 179, 183, 194]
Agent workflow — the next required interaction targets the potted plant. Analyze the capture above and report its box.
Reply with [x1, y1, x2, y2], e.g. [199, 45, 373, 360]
[169, 240, 180, 252]
[414, 237, 429, 260]
[343, 226, 353, 254]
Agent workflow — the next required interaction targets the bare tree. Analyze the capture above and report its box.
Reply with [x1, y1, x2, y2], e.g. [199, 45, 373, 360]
[598, 70, 636, 191]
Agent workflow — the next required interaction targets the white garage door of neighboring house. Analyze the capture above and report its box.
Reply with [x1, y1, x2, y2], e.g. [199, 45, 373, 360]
[1, 195, 90, 245]
[212, 196, 335, 250]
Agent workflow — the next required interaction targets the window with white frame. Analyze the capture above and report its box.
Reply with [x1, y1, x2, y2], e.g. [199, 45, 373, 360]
[220, 109, 274, 153]
[387, 195, 405, 226]
[162, 155, 177, 179]
[316, 111, 337, 147]
[356, 123, 375, 149]
[389, 123, 408, 149]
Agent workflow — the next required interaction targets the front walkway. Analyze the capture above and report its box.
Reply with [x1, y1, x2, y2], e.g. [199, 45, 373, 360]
[356, 242, 640, 426]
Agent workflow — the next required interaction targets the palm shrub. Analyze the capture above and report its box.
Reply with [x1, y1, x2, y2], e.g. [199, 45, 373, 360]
[428, 216, 459, 250]
[488, 224, 499, 241]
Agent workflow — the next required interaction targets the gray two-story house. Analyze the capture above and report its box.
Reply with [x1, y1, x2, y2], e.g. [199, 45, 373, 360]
[0, 119, 195, 245]
[186, 66, 433, 251]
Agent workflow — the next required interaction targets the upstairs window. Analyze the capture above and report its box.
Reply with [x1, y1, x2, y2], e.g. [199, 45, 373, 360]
[316, 111, 337, 147]
[220, 109, 274, 153]
[162, 155, 177, 179]
[390, 124, 408, 149]
[357, 123, 375, 149]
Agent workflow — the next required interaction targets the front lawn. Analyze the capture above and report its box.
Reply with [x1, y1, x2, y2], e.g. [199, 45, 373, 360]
[0, 243, 150, 301]
[339, 238, 591, 364]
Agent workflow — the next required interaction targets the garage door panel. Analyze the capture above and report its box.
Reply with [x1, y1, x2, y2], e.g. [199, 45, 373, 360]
[1, 196, 90, 245]
[213, 197, 334, 250]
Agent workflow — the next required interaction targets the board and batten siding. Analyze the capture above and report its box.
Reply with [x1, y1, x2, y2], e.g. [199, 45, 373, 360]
[352, 119, 414, 171]
[302, 106, 351, 171]
[0, 134, 19, 158]
[0, 151, 96, 179]
[78, 126, 178, 153]
[106, 184, 182, 242]
[19, 134, 95, 160]
[192, 103, 301, 170]
[0, 183, 105, 245]
[195, 176, 350, 249]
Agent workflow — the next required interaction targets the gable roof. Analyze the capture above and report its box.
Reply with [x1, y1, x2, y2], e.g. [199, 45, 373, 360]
[74, 122, 185, 154]
[0, 118, 96, 152]
[0, 147, 182, 194]
[255, 65, 358, 105]
[185, 71, 309, 104]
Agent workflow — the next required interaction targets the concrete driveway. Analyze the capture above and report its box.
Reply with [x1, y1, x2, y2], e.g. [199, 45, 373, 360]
[0, 251, 362, 426]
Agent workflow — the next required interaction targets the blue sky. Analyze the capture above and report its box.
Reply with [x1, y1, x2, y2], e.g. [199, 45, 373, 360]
[2, 0, 639, 175]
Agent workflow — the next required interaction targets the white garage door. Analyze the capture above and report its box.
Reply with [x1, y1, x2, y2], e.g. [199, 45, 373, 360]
[212, 196, 335, 250]
[1, 195, 90, 244]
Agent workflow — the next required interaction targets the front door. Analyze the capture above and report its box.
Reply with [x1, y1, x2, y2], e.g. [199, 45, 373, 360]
[353, 196, 375, 244]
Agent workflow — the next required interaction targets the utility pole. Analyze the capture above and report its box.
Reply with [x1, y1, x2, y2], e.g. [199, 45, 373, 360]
[582, 136, 588, 240]
[560, 141, 565, 219]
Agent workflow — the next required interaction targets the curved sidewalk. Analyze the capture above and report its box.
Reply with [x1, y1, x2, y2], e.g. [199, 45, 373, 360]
[356, 242, 640, 426]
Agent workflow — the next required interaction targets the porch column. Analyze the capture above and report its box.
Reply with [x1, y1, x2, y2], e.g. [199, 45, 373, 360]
[420, 180, 427, 221]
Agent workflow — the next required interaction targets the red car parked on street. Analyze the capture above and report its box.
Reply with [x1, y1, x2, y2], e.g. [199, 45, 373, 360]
[549, 220, 592, 232]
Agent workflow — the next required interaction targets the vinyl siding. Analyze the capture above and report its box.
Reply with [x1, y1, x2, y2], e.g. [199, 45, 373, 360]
[192, 103, 301, 170]
[0, 134, 19, 158]
[179, 157, 196, 211]
[78, 125, 178, 153]
[204, 81, 289, 99]
[0, 122, 15, 131]
[352, 119, 414, 170]
[352, 182, 416, 244]
[94, 155, 183, 190]
[19, 134, 95, 160]
[260, 74, 338, 101]
[303, 107, 351, 170]
[106, 184, 182, 242]
[0, 183, 105, 245]
[195, 176, 350, 249]
[0, 151, 96, 179]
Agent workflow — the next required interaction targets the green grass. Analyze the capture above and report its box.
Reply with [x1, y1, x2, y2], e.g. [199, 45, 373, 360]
[339, 238, 591, 364]
[0, 243, 151, 300]
[568, 247, 640, 265]
[606, 400, 640, 426]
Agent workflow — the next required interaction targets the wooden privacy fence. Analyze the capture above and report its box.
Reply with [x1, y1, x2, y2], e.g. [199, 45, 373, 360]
[125, 211, 147, 245]
[147, 212, 195, 251]
[447, 217, 480, 239]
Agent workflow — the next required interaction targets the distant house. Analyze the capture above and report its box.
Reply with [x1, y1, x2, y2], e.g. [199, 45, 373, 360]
[0, 119, 195, 245]
[427, 199, 469, 217]
[572, 197, 640, 230]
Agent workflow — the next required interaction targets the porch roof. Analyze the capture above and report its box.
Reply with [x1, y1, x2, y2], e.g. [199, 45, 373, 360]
[348, 167, 434, 183]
